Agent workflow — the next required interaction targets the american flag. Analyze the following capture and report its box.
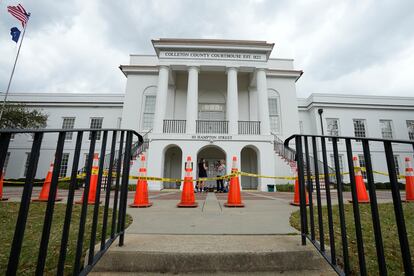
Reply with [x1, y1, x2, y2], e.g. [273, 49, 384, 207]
[7, 4, 30, 28]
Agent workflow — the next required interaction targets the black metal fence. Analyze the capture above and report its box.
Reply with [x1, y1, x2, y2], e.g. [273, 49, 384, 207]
[285, 134, 413, 275]
[0, 128, 142, 275]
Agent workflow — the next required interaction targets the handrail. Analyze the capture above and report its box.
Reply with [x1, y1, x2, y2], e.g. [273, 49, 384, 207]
[272, 133, 296, 163]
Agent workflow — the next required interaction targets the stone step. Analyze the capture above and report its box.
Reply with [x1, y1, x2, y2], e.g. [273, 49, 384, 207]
[90, 271, 334, 276]
[92, 234, 335, 274]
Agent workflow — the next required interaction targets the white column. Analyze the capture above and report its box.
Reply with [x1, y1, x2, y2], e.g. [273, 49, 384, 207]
[256, 68, 270, 135]
[186, 66, 199, 133]
[153, 66, 169, 133]
[226, 67, 238, 135]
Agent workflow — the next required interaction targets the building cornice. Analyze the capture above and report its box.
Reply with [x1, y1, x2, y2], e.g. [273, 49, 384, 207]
[298, 93, 414, 110]
[151, 38, 275, 60]
[119, 65, 159, 77]
[1, 92, 124, 107]
[299, 101, 414, 111]
[266, 69, 303, 82]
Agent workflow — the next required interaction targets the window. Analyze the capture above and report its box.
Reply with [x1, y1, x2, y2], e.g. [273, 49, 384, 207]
[3, 152, 10, 173]
[326, 118, 340, 141]
[358, 154, 367, 179]
[407, 120, 414, 140]
[394, 155, 400, 176]
[268, 98, 280, 133]
[59, 153, 70, 177]
[89, 117, 103, 140]
[380, 120, 393, 139]
[23, 153, 31, 177]
[62, 117, 75, 140]
[299, 121, 304, 134]
[353, 119, 367, 140]
[198, 103, 225, 120]
[142, 95, 156, 130]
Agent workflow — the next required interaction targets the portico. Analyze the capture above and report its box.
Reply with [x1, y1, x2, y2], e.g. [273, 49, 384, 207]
[152, 65, 272, 136]
[120, 38, 303, 191]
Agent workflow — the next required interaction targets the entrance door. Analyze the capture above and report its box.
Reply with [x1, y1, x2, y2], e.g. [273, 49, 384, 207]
[197, 146, 226, 190]
[163, 146, 182, 189]
[204, 159, 218, 189]
[241, 147, 258, 190]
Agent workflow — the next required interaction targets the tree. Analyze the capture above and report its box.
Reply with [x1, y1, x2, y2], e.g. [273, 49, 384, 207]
[0, 103, 48, 129]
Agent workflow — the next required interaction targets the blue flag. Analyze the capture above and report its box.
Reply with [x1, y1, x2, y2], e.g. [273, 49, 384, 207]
[10, 27, 21, 43]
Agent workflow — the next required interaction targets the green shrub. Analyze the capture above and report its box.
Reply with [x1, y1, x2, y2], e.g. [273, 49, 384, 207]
[4, 178, 84, 190]
[276, 184, 294, 192]
[333, 182, 405, 191]
[374, 182, 405, 190]
[109, 184, 136, 191]
[3, 178, 44, 187]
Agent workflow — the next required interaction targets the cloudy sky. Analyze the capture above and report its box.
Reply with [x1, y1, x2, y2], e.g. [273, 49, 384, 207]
[1, 0, 413, 98]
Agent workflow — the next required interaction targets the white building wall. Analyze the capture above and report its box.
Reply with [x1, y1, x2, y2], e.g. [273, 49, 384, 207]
[298, 94, 414, 183]
[3, 93, 123, 179]
[121, 74, 158, 131]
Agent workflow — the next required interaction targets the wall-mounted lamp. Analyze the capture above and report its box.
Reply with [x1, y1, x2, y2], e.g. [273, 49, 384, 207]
[318, 108, 324, 135]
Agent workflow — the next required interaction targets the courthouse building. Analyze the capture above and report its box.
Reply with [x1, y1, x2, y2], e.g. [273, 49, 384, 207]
[2, 38, 414, 190]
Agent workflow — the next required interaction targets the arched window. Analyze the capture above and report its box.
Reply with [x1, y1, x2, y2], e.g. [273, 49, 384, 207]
[141, 86, 157, 130]
[268, 89, 281, 134]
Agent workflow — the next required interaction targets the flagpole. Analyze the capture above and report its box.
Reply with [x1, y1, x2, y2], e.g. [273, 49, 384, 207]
[0, 23, 28, 122]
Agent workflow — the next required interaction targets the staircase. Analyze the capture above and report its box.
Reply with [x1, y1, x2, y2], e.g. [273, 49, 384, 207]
[90, 235, 335, 275]
[273, 134, 334, 190]
[104, 129, 151, 170]
[273, 134, 297, 173]
[89, 192, 335, 275]
[78, 130, 152, 189]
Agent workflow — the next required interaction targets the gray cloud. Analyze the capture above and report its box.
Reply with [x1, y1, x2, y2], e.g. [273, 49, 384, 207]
[0, 0, 413, 97]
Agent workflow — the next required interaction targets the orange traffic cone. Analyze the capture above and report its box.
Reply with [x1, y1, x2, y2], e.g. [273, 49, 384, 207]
[0, 169, 8, 201]
[224, 156, 244, 207]
[129, 154, 152, 208]
[404, 157, 414, 202]
[177, 156, 198, 208]
[33, 163, 63, 202]
[290, 170, 309, 206]
[76, 153, 101, 205]
[349, 156, 370, 204]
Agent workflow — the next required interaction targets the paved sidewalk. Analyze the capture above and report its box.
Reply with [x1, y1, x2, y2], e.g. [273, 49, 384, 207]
[125, 191, 299, 235]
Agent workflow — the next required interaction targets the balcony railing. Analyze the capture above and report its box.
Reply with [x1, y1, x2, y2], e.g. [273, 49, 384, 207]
[238, 121, 260, 135]
[196, 120, 228, 134]
[163, 120, 186, 134]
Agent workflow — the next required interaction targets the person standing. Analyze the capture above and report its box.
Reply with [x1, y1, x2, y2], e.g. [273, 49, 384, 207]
[198, 158, 208, 192]
[216, 160, 226, 192]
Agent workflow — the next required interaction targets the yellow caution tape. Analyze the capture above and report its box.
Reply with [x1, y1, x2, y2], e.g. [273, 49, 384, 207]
[3, 167, 405, 185]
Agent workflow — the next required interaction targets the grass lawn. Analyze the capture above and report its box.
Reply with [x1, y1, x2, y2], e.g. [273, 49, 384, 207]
[290, 202, 414, 275]
[0, 202, 132, 275]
